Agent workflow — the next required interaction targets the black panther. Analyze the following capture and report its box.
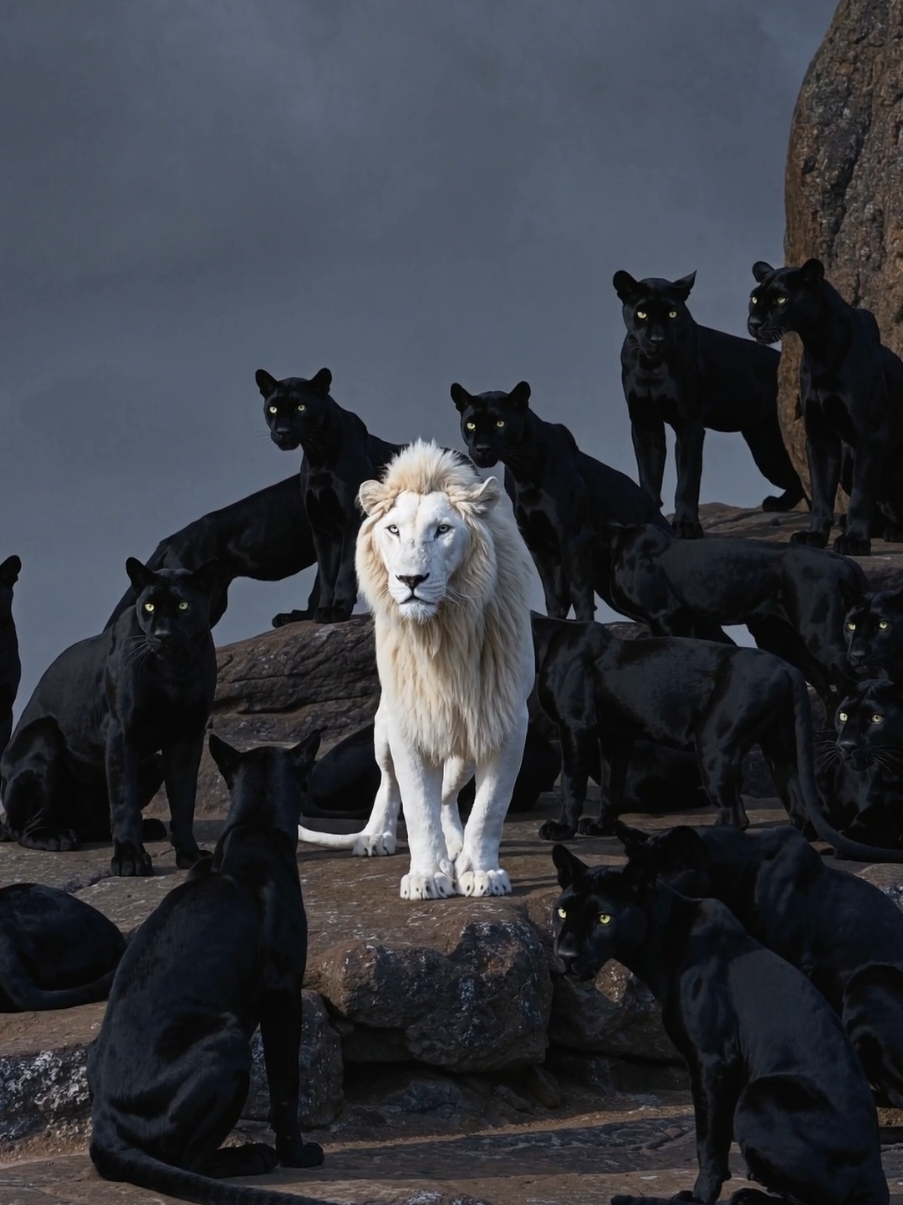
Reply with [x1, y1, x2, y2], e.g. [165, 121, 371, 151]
[614, 269, 803, 539]
[840, 579, 903, 681]
[257, 367, 403, 624]
[105, 476, 320, 632]
[1, 559, 219, 876]
[0, 555, 22, 758]
[451, 379, 670, 619]
[749, 258, 903, 557]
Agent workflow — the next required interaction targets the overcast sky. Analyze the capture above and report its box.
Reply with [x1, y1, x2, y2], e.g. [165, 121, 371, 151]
[0, 0, 837, 711]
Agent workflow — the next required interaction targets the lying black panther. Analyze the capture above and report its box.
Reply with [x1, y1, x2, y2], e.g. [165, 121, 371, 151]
[749, 258, 903, 557]
[840, 579, 903, 680]
[88, 731, 337, 1205]
[815, 679, 903, 849]
[1, 559, 219, 876]
[551, 845, 889, 1205]
[257, 367, 403, 625]
[451, 380, 670, 619]
[532, 615, 903, 862]
[0, 883, 126, 1012]
[0, 554, 22, 757]
[613, 269, 804, 539]
[605, 522, 865, 708]
[614, 819, 903, 1109]
[105, 475, 320, 632]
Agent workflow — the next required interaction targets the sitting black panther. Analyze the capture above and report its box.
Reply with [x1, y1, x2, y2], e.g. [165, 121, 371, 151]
[88, 731, 336, 1205]
[0, 559, 219, 877]
[532, 614, 903, 862]
[605, 522, 866, 709]
[551, 844, 889, 1205]
[815, 679, 903, 849]
[0, 554, 22, 757]
[614, 819, 903, 1109]
[749, 258, 903, 557]
[257, 367, 403, 625]
[451, 379, 670, 619]
[105, 475, 320, 632]
[840, 579, 903, 681]
[0, 883, 126, 1012]
[613, 269, 804, 539]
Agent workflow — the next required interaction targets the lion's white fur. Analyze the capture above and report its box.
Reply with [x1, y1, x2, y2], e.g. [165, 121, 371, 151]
[297, 440, 537, 900]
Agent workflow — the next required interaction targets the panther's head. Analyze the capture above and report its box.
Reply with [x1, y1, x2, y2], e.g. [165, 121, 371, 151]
[356, 441, 502, 625]
[612, 270, 697, 359]
[124, 557, 220, 660]
[840, 581, 903, 677]
[0, 555, 21, 628]
[255, 367, 333, 451]
[450, 380, 532, 469]
[832, 679, 903, 773]
[747, 258, 825, 345]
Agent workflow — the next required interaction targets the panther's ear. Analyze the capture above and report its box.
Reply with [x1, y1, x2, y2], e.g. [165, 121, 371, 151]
[799, 258, 825, 284]
[552, 843, 591, 888]
[188, 558, 221, 597]
[829, 663, 858, 698]
[291, 728, 322, 772]
[670, 271, 696, 300]
[468, 475, 502, 514]
[613, 270, 641, 303]
[308, 367, 332, 395]
[125, 557, 157, 596]
[208, 732, 243, 788]
[508, 381, 532, 412]
[450, 382, 473, 413]
[0, 555, 21, 586]
[255, 369, 279, 399]
[752, 261, 774, 283]
[358, 479, 386, 517]
[838, 579, 865, 615]
[613, 819, 650, 855]
[651, 825, 709, 871]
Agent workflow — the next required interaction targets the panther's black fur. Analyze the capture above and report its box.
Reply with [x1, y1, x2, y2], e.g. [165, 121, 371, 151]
[749, 258, 903, 557]
[0, 559, 219, 876]
[551, 845, 889, 1205]
[614, 270, 804, 539]
[257, 367, 403, 625]
[88, 731, 339, 1205]
[451, 380, 670, 619]
[0, 555, 22, 758]
[840, 580, 903, 681]
[105, 476, 320, 632]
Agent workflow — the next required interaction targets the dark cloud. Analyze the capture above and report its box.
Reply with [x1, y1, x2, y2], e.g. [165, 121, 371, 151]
[0, 0, 836, 707]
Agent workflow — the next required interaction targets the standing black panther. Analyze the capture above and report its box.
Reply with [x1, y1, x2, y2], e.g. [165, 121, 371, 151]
[749, 258, 903, 557]
[0, 555, 22, 758]
[614, 269, 803, 539]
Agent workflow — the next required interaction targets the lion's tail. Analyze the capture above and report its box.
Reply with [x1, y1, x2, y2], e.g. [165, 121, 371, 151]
[296, 824, 366, 849]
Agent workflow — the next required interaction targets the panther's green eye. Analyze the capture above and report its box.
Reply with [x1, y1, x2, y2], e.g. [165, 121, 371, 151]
[144, 602, 154, 613]
[557, 907, 567, 919]
[268, 405, 277, 414]
[496, 420, 506, 428]
[465, 421, 476, 430]
[847, 622, 856, 631]
[872, 713, 885, 725]
[879, 620, 889, 631]
[838, 711, 848, 723]
[178, 601, 189, 612]
[297, 403, 306, 412]
[668, 310, 677, 319]
[636, 310, 647, 320]
[776, 296, 787, 305]
[750, 295, 758, 305]
[599, 913, 612, 925]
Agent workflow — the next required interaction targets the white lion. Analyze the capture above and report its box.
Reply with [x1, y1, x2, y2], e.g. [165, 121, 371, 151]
[297, 439, 536, 900]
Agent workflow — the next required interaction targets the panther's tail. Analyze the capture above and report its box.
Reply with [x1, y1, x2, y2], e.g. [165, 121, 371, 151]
[0, 932, 118, 1010]
[791, 668, 903, 862]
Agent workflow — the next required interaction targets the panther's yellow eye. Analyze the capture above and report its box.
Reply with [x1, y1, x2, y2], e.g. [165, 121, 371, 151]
[297, 403, 306, 412]
[750, 295, 758, 305]
[268, 405, 277, 414]
[668, 310, 677, 319]
[872, 714, 885, 725]
[879, 620, 889, 631]
[557, 907, 567, 919]
[847, 622, 856, 631]
[777, 296, 787, 305]
[599, 913, 612, 925]
[496, 420, 506, 428]
[838, 711, 848, 723]
[636, 310, 647, 320]
[465, 421, 476, 430]
[144, 602, 154, 613]
[178, 601, 189, 612]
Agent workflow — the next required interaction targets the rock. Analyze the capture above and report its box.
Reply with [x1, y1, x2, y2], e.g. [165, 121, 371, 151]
[781, 0, 903, 498]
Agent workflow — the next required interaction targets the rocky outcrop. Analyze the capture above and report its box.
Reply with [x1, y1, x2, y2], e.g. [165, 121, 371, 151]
[780, 0, 903, 492]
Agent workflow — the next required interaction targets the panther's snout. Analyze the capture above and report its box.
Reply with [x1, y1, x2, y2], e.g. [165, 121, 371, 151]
[471, 447, 499, 468]
[270, 430, 300, 451]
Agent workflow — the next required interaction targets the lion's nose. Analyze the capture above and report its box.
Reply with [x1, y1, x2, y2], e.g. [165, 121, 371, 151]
[397, 574, 429, 590]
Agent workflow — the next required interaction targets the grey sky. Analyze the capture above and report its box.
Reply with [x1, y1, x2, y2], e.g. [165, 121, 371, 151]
[0, 0, 836, 710]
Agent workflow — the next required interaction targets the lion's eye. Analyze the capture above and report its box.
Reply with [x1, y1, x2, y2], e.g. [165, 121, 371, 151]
[557, 907, 567, 919]
[847, 622, 856, 631]
[268, 405, 277, 414]
[668, 310, 677, 319]
[144, 602, 155, 613]
[838, 711, 848, 723]
[872, 713, 885, 725]
[636, 310, 647, 320]
[178, 601, 189, 612]
[599, 913, 612, 926]
[776, 296, 787, 305]
[465, 421, 476, 430]
[297, 403, 306, 412]
[879, 620, 889, 631]
[436, 523, 451, 535]
[387, 524, 399, 535]
[496, 420, 505, 428]
[750, 295, 758, 305]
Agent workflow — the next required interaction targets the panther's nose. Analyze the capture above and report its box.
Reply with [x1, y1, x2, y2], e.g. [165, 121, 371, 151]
[555, 950, 579, 976]
[647, 332, 664, 345]
[397, 574, 428, 591]
[838, 737, 859, 757]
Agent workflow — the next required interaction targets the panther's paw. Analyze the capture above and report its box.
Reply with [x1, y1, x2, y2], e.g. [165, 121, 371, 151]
[111, 841, 154, 877]
[790, 529, 828, 548]
[271, 609, 310, 629]
[277, 1139, 324, 1169]
[400, 865, 455, 899]
[175, 844, 212, 869]
[673, 519, 705, 540]
[762, 488, 805, 513]
[352, 831, 397, 857]
[19, 826, 81, 852]
[577, 814, 615, 837]
[539, 818, 577, 842]
[455, 868, 512, 897]
[834, 532, 871, 557]
[314, 605, 338, 624]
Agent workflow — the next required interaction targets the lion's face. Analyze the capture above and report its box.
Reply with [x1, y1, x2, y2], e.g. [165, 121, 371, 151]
[368, 489, 471, 622]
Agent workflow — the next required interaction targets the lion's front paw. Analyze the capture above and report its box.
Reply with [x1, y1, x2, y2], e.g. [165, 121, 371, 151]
[455, 868, 512, 897]
[400, 863, 456, 899]
[352, 831, 397, 857]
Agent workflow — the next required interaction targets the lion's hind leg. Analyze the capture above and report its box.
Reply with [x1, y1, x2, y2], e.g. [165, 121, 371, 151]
[351, 705, 400, 857]
[440, 757, 474, 862]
